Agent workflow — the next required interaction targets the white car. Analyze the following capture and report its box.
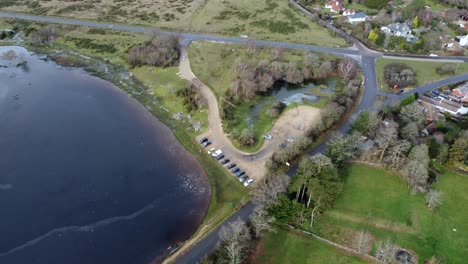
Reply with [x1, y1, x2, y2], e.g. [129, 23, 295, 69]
[244, 179, 254, 187]
[212, 149, 222, 157]
[207, 148, 216, 155]
[264, 134, 273, 140]
[429, 53, 438, 57]
[240, 34, 249, 38]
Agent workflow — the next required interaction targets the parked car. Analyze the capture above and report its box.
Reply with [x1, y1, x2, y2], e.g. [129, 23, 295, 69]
[212, 149, 222, 157]
[215, 154, 225, 160]
[202, 141, 211, 148]
[239, 175, 249, 182]
[396, 89, 404, 95]
[231, 167, 240, 173]
[279, 142, 287, 148]
[221, 159, 230, 165]
[440, 93, 449, 99]
[207, 148, 216, 155]
[432, 91, 440, 96]
[227, 163, 236, 169]
[264, 134, 273, 140]
[244, 179, 254, 186]
[199, 137, 208, 144]
[235, 171, 245, 177]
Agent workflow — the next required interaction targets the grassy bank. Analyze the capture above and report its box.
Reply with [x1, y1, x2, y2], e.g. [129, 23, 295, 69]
[0, 0, 347, 46]
[1, 18, 248, 246]
[252, 226, 369, 264]
[376, 58, 468, 91]
[313, 165, 468, 263]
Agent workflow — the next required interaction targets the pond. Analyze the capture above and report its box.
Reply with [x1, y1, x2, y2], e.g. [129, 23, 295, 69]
[248, 80, 337, 124]
[0, 47, 210, 264]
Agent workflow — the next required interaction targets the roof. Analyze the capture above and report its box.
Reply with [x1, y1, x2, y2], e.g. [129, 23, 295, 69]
[349, 12, 367, 19]
[383, 23, 411, 33]
[454, 82, 468, 94]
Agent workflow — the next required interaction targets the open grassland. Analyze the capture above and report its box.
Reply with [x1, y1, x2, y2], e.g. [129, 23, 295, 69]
[252, 226, 369, 264]
[313, 165, 468, 263]
[376, 58, 468, 90]
[0, 0, 347, 46]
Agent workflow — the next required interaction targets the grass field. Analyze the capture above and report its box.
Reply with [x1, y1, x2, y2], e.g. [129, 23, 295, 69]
[313, 165, 468, 263]
[0, 0, 347, 46]
[252, 227, 369, 264]
[376, 58, 468, 91]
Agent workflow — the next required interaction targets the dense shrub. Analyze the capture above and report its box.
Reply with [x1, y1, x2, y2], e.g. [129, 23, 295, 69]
[128, 33, 179, 67]
[436, 64, 456, 75]
[64, 36, 117, 53]
[365, 0, 387, 9]
[383, 63, 416, 88]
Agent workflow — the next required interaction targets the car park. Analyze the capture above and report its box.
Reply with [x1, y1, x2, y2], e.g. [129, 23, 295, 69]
[244, 179, 254, 186]
[231, 167, 240, 173]
[207, 148, 216, 155]
[239, 175, 249, 182]
[221, 159, 230, 165]
[202, 141, 211, 148]
[212, 149, 222, 157]
[199, 137, 208, 144]
[215, 154, 225, 160]
[227, 163, 236, 169]
[235, 171, 245, 177]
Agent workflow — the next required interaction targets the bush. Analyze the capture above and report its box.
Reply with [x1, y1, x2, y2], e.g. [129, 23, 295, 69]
[239, 128, 255, 147]
[64, 36, 117, 53]
[128, 33, 179, 67]
[436, 64, 456, 75]
[365, 0, 387, 9]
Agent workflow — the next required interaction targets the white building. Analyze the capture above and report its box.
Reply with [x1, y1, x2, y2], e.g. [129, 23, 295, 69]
[347, 12, 367, 23]
[455, 35, 468, 47]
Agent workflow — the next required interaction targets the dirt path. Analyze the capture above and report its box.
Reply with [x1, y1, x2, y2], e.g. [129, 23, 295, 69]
[178, 46, 321, 180]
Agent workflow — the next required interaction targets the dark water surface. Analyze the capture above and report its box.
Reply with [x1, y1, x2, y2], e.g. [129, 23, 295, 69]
[0, 47, 210, 264]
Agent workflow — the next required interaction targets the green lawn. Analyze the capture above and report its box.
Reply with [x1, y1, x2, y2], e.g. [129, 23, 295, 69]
[376, 58, 468, 91]
[254, 227, 369, 264]
[313, 165, 468, 263]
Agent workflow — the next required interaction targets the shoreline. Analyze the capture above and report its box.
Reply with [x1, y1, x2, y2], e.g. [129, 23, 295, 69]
[4, 43, 219, 263]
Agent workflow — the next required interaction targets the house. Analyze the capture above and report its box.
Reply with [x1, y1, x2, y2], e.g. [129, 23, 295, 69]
[381, 23, 412, 37]
[347, 12, 367, 23]
[325, 0, 343, 13]
[343, 9, 356, 16]
[455, 35, 468, 47]
[453, 82, 468, 102]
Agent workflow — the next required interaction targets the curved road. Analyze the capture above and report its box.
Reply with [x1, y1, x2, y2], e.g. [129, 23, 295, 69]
[2, 11, 468, 264]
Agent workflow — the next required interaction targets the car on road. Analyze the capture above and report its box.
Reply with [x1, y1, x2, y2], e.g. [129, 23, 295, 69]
[212, 149, 222, 157]
[264, 134, 273, 140]
[182, 55, 186, 61]
[220, 159, 230, 165]
[215, 154, 225, 160]
[429, 53, 438, 57]
[202, 141, 211, 148]
[240, 34, 248, 38]
[244, 179, 254, 186]
[396, 89, 404, 95]
[227, 163, 236, 169]
[235, 171, 245, 177]
[199, 137, 208, 144]
[239, 175, 249, 182]
[207, 148, 216, 154]
[231, 167, 240, 173]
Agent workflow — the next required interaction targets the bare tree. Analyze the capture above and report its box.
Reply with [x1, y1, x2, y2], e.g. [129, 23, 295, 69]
[375, 238, 397, 264]
[338, 59, 357, 79]
[318, 60, 333, 79]
[399, 101, 424, 127]
[385, 140, 411, 169]
[218, 218, 251, 264]
[252, 174, 290, 208]
[269, 61, 284, 80]
[353, 231, 373, 254]
[30, 25, 58, 46]
[250, 206, 275, 237]
[426, 189, 443, 210]
[403, 144, 429, 193]
[418, 9, 433, 27]
[286, 62, 304, 84]
[246, 38, 256, 54]
[423, 31, 442, 51]
[400, 122, 419, 141]
[375, 121, 398, 160]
